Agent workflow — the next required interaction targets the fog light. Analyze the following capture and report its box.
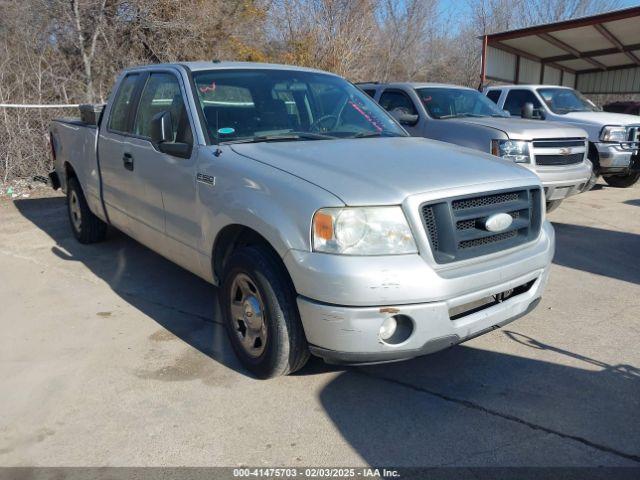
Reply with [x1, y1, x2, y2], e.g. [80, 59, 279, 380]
[379, 317, 398, 340]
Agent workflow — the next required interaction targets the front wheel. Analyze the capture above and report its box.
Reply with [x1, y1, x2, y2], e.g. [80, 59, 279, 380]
[603, 172, 640, 188]
[546, 200, 563, 213]
[221, 245, 310, 378]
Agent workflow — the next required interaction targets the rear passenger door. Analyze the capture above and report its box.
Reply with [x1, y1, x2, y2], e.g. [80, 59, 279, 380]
[486, 89, 502, 105]
[98, 72, 144, 233]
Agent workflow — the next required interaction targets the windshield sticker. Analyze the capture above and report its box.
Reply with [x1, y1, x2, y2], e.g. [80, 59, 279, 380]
[199, 81, 216, 94]
[348, 101, 383, 132]
[218, 127, 235, 135]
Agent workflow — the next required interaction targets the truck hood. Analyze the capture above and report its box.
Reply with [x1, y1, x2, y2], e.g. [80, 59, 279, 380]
[449, 116, 587, 140]
[560, 110, 640, 127]
[230, 137, 538, 205]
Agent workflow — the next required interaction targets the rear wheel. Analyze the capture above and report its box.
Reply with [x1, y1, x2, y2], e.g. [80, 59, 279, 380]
[603, 172, 640, 188]
[67, 177, 107, 244]
[546, 200, 563, 213]
[221, 245, 309, 378]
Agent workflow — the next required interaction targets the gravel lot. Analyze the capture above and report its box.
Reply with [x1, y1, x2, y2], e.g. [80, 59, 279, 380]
[0, 181, 639, 467]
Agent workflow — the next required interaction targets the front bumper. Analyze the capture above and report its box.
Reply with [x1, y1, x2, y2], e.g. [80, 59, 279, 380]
[285, 221, 555, 363]
[595, 143, 638, 174]
[526, 161, 592, 201]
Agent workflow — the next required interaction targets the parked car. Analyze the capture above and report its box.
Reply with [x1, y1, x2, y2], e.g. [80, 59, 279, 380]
[484, 85, 640, 188]
[359, 82, 592, 212]
[603, 101, 640, 116]
[49, 62, 554, 378]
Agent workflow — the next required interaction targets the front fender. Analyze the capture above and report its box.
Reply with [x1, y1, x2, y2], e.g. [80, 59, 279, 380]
[197, 147, 344, 273]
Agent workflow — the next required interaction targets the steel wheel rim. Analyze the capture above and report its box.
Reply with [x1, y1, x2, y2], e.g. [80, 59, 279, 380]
[69, 190, 82, 232]
[229, 273, 267, 358]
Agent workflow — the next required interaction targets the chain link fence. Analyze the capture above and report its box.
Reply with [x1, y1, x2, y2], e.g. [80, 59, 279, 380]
[0, 105, 79, 184]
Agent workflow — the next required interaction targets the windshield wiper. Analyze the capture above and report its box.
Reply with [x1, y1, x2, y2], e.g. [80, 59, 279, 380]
[222, 132, 334, 144]
[350, 131, 404, 138]
[438, 113, 484, 119]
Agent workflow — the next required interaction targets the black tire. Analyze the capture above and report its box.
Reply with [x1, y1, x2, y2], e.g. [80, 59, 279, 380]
[221, 245, 309, 378]
[67, 176, 107, 244]
[546, 200, 563, 213]
[582, 170, 599, 192]
[603, 172, 640, 188]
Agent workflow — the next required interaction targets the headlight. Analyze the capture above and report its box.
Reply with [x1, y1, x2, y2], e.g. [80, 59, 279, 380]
[312, 206, 417, 255]
[491, 139, 530, 163]
[600, 126, 626, 143]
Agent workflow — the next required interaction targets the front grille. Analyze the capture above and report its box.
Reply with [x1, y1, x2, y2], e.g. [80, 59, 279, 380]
[459, 230, 517, 249]
[452, 192, 519, 210]
[531, 137, 586, 167]
[532, 139, 584, 148]
[420, 187, 542, 264]
[629, 127, 640, 144]
[535, 153, 584, 165]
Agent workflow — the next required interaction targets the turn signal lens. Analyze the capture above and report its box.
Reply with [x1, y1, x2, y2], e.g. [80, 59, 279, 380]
[314, 212, 334, 241]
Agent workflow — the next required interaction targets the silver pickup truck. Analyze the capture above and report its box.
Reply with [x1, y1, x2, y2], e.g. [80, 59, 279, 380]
[359, 82, 593, 211]
[484, 84, 640, 188]
[49, 62, 554, 378]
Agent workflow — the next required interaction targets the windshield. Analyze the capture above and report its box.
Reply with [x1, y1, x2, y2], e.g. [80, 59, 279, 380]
[416, 87, 508, 119]
[537, 88, 598, 114]
[192, 69, 406, 143]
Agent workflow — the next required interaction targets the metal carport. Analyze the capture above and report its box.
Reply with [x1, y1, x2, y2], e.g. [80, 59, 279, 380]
[481, 6, 640, 94]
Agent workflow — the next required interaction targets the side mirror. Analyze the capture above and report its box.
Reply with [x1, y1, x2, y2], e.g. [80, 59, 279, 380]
[521, 102, 534, 119]
[390, 109, 419, 126]
[150, 111, 192, 158]
[150, 111, 173, 144]
[521, 102, 545, 120]
[503, 109, 511, 117]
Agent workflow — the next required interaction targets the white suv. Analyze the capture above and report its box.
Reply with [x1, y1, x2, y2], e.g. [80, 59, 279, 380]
[485, 85, 640, 188]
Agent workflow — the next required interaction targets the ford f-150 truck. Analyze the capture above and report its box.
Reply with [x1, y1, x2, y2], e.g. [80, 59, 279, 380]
[359, 82, 592, 212]
[49, 62, 554, 378]
[484, 84, 640, 188]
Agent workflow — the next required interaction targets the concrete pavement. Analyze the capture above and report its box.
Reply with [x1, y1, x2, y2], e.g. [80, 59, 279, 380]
[0, 182, 639, 467]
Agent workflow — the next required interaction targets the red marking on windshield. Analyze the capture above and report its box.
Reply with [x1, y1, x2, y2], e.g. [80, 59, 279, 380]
[199, 82, 216, 94]
[348, 101, 383, 132]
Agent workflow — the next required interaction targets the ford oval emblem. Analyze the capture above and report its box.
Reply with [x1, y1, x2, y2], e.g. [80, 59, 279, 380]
[484, 213, 513, 232]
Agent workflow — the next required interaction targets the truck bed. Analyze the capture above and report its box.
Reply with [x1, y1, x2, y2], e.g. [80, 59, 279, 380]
[50, 118, 106, 222]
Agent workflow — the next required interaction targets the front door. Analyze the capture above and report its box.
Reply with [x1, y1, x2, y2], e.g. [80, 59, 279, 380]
[125, 70, 201, 273]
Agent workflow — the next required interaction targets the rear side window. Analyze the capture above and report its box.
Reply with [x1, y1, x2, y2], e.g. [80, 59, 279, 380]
[486, 90, 502, 104]
[379, 90, 417, 116]
[362, 89, 376, 98]
[108, 74, 140, 133]
[134, 73, 192, 144]
[503, 89, 542, 116]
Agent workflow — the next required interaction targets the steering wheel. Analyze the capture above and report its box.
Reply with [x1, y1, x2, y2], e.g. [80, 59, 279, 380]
[310, 114, 339, 132]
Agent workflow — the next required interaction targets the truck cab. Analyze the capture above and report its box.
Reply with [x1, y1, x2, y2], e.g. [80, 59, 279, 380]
[360, 82, 593, 211]
[484, 84, 640, 188]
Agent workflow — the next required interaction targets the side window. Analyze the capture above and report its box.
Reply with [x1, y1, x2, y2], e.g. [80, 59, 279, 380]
[503, 89, 542, 116]
[379, 90, 417, 116]
[108, 74, 140, 133]
[134, 73, 192, 144]
[362, 89, 376, 98]
[486, 90, 502, 104]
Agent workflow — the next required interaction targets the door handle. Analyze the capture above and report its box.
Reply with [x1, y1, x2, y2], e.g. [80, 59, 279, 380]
[123, 153, 134, 171]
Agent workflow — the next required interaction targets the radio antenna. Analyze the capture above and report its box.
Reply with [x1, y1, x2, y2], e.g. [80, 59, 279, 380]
[214, 110, 222, 157]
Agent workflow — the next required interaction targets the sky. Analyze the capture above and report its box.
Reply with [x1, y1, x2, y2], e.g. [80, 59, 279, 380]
[437, 0, 640, 34]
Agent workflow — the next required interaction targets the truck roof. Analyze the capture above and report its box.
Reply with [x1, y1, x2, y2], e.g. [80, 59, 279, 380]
[485, 84, 573, 90]
[358, 82, 473, 90]
[124, 61, 338, 76]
